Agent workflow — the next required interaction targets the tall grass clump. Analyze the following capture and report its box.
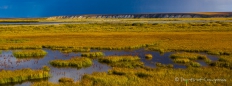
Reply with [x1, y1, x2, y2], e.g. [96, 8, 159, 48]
[99, 56, 140, 63]
[0, 68, 50, 84]
[13, 50, 47, 58]
[50, 57, 92, 68]
[31, 81, 80, 86]
[99, 56, 142, 68]
[81, 52, 104, 58]
[155, 62, 173, 68]
[58, 77, 74, 83]
[170, 52, 207, 60]
[207, 50, 230, 55]
[210, 61, 231, 68]
[190, 62, 201, 67]
[59, 48, 91, 53]
[204, 59, 212, 64]
[173, 58, 190, 63]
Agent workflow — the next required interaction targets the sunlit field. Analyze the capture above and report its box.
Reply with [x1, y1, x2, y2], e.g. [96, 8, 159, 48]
[0, 18, 231, 86]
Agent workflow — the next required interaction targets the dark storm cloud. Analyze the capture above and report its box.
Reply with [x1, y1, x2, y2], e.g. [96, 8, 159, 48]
[0, 0, 231, 18]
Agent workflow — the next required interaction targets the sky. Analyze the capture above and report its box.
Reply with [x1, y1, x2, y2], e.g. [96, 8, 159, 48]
[0, 0, 232, 18]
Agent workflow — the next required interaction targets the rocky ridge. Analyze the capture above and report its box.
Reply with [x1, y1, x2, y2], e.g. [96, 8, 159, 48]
[47, 12, 232, 20]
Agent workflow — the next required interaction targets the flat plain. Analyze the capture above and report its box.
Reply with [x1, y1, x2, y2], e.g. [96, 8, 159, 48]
[0, 18, 231, 86]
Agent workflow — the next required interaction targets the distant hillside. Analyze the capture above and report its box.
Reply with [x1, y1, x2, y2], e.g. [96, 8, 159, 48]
[47, 12, 232, 20]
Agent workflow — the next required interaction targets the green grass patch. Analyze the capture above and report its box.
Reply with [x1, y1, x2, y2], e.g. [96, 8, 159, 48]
[99, 56, 142, 68]
[81, 52, 104, 58]
[72, 48, 90, 52]
[210, 61, 231, 68]
[155, 62, 174, 68]
[218, 56, 232, 62]
[31, 81, 80, 86]
[190, 62, 201, 67]
[173, 58, 190, 63]
[170, 52, 207, 60]
[0, 68, 50, 84]
[148, 48, 165, 53]
[99, 56, 140, 63]
[207, 50, 230, 55]
[58, 77, 74, 83]
[50, 47, 90, 53]
[209, 56, 232, 69]
[50, 57, 92, 68]
[13, 50, 47, 58]
[204, 58, 212, 64]
[108, 61, 144, 68]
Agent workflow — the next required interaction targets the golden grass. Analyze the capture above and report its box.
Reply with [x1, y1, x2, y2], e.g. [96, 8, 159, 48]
[155, 62, 174, 68]
[58, 77, 74, 83]
[148, 32, 232, 54]
[98, 56, 142, 68]
[80, 67, 231, 86]
[49, 57, 92, 68]
[31, 66, 232, 86]
[0, 67, 50, 84]
[81, 52, 104, 58]
[13, 50, 47, 58]
[170, 52, 207, 60]
[190, 62, 201, 67]
[1, 18, 232, 85]
[99, 56, 140, 63]
[1, 32, 232, 55]
[173, 58, 190, 63]
[31, 81, 80, 86]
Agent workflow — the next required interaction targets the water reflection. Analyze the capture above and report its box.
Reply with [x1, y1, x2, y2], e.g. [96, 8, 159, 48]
[0, 48, 219, 86]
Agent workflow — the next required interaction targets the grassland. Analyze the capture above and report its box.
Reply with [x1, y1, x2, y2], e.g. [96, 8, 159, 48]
[0, 20, 232, 53]
[1, 18, 232, 85]
[32, 67, 231, 86]
[155, 62, 174, 68]
[170, 52, 211, 67]
[49, 57, 92, 68]
[0, 66, 50, 84]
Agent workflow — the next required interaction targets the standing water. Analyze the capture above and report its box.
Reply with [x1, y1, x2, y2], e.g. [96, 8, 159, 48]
[0, 48, 218, 86]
